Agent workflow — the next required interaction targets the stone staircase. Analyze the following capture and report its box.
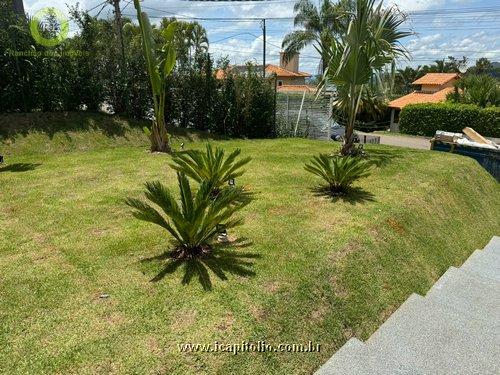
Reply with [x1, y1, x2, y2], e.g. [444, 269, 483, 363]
[316, 236, 500, 375]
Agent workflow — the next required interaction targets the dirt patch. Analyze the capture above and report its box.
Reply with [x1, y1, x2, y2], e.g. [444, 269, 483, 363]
[78, 360, 121, 374]
[342, 324, 354, 340]
[267, 205, 293, 216]
[216, 312, 235, 331]
[328, 241, 361, 264]
[33, 233, 46, 244]
[91, 228, 108, 237]
[248, 304, 267, 321]
[386, 218, 405, 235]
[170, 309, 197, 333]
[103, 311, 126, 327]
[147, 337, 164, 357]
[263, 281, 280, 294]
[330, 275, 349, 299]
[311, 302, 328, 322]
[379, 304, 397, 324]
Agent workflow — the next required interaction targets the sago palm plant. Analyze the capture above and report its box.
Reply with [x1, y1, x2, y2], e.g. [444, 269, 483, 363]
[304, 154, 372, 193]
[126, 173, 253, 259]
[170, 144, 251, 196]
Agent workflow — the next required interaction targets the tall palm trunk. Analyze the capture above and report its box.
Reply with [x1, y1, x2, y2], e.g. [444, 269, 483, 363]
[150, 92, 170, 153]
[341, 84, 363, 156]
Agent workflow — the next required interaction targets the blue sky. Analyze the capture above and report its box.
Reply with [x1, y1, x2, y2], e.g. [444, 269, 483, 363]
[24, 0, 500, 74]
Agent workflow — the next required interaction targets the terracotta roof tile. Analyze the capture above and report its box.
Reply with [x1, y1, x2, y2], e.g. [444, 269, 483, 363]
[388, 87, 454, 109]
[215, 69, 226, 79]
[215, 64, 312, 80]
[277, 84, 317, 93]
[266, 64, 311, 78]
[412, 73, 459, 85]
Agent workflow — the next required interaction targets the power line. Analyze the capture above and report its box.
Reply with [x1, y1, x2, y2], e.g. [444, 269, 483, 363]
[407, 6, 500, 15]
[94, 3, 109, 17]
[211, 32, 260, 43]
[86, 1, 109, 13]
[159, 0, 296, 8]
[121, 0, 132, 12]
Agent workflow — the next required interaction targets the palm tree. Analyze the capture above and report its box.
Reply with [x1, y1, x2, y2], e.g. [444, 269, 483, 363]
[282, 0, 352, 72]
[469, 57, 493, 75]
[397, 66, 421, 93]
[321, 0, 411, 155]
[189, 22, 209, 58]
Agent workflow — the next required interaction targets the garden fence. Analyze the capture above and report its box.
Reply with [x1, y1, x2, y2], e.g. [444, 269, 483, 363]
[275, 92, 332, 139]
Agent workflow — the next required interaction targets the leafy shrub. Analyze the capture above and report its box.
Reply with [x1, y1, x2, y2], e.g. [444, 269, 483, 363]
[304, 154, 372, 194]
[399, 103, 500, 138]
[1, 6, 276, 139]
[170, 144, 251, 196]
[126, 173, 252, 259]
[447, 74, 500, 108]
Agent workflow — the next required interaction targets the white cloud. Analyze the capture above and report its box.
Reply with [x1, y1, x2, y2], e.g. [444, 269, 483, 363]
[22, 0, 498, 73]
[385, 0, 446, 11]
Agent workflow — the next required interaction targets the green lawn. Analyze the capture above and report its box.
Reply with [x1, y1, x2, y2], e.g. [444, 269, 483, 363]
[1, 113, 499, 374]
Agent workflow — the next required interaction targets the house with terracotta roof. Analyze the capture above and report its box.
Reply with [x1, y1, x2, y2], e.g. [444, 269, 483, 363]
[215, 53, 315, 93]
[388, 73, 460, 131]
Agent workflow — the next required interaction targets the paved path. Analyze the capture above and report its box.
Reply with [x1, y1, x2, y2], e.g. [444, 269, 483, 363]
[370, 134, 499, 150]
[361, 132, 432, 150]
[316, 236, 500, 375]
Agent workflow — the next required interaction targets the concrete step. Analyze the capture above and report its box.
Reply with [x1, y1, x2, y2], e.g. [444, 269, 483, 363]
[434, 266, 500, 289]
[461, 250, 500, 282]
[316, 237, 500, 375]
[475, 247, 500, 266]
[426, 267, 500, 324]
[315, 338, 416, 375]
[483, 236, 500, 255]
[366, 294, 500, 375]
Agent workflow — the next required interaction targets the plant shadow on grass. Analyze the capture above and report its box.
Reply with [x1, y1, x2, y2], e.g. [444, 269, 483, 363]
[311, 185, 375, 205]
[0, 163, 41, 173]
[0, 112, 221, 141]
[141, 238, 259, 291]
[365, 148, 406, 167]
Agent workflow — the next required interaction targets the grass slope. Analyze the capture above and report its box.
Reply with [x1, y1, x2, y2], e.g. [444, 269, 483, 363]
[1, 117, 499, 374]
[0, 112, 215, 157]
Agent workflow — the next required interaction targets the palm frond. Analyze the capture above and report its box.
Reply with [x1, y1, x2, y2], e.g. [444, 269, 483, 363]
[126, 172, 253, 255]
[305, 154, 372, 193]
[170, 144, 251, 193]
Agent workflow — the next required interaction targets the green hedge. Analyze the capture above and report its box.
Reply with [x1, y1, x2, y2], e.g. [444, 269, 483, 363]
[399, 103, 500, 138]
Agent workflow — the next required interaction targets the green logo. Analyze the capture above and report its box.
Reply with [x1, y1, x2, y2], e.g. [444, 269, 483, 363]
[29, 7, 69, 47]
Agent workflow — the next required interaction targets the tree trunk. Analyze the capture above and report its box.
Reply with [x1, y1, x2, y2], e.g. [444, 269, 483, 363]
[150, 120, 171, 153]
[149, 93, 171, 153]
[341, 85, 358, 156]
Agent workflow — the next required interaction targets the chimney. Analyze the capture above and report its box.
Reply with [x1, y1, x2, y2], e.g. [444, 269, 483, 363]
[280, 52, 299, 73]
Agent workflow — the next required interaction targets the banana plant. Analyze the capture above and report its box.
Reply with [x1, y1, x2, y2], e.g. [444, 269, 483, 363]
[134, 0, 177, 152]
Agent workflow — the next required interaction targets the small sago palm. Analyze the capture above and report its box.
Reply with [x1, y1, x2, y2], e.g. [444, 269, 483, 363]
[304, 154, 372, 193]
[170, 144, 251, 196]
[125, 173, 252, 259]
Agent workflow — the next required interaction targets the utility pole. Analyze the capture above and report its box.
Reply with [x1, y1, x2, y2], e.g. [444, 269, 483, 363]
[261, 18, 266, 78]
[110, 0, 126, 70]
[12, 0, 25, 16]
[110, 0, 127, 112]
